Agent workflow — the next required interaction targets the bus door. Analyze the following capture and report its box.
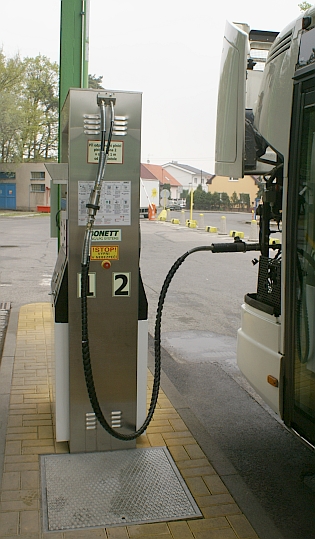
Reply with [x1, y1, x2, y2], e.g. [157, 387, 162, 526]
[286, 65, 315, 445]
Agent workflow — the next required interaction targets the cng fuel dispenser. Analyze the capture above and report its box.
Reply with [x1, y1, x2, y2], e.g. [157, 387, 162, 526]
[49, 89, 267, 456]
[49, 88, 149, 453]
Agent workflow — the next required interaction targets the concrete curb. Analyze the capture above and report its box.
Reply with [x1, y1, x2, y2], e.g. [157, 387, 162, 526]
[0, 305, 18, 491]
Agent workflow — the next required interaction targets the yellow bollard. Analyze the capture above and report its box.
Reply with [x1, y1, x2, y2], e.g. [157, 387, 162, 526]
[157, 209, 167, 221]
[229, 230, 244, 239]
[186, 219, 197, 228]
[219, 215, 227, 234]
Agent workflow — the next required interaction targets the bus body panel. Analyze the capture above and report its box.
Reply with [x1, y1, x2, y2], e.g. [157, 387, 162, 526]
[236, 22, 303, 403]
[215, 21, 247, 178]
[216, 6, 315, 445]
[237, 302, 282, 414]
[254, 17, 303, 176]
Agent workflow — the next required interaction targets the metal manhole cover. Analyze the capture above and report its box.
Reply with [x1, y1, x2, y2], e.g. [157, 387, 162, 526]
[41, 447, 201, 531]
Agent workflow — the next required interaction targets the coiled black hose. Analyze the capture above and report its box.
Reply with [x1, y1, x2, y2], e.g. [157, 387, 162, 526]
[81, 245, 213, 440]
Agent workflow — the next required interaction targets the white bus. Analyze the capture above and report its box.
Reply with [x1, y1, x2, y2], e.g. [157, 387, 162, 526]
[215, 6, 315, 446]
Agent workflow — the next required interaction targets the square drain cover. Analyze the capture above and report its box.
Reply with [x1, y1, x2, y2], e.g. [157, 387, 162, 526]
[41, 447, 201, 531]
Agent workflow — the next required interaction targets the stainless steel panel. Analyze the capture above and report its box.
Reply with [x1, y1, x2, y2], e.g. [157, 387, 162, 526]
[61, 89, 142, 452]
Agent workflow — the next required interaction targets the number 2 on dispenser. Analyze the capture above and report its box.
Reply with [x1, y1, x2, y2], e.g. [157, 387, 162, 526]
[112, 272, 130, 296]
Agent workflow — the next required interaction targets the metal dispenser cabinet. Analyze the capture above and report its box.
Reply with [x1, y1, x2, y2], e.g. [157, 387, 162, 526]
[51, 88, 147, 453]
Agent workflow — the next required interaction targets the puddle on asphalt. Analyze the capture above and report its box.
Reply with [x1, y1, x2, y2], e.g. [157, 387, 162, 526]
[161, 330, 281, 418]
[162, 330, 237, 365]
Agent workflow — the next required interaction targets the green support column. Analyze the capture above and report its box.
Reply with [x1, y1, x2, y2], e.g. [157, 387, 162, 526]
[59, 0, 89, 110]
[51, 0, 90, 238]
[81, 0, 90, 90]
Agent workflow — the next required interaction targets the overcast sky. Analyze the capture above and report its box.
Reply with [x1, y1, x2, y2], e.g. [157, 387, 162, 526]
[1, 1, 305, 172]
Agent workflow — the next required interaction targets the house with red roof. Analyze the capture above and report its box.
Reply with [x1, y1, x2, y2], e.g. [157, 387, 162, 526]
[141, 163, 182, 200]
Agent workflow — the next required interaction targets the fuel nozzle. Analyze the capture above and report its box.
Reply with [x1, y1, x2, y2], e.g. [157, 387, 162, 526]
[211, 239, 261, 253]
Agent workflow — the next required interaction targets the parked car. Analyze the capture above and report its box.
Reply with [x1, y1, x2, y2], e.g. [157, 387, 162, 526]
[168, 204, 182, 210]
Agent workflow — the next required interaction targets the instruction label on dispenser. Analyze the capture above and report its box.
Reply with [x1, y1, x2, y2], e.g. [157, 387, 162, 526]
[87, 141, 124, 164]
[78, 181, 131, 226]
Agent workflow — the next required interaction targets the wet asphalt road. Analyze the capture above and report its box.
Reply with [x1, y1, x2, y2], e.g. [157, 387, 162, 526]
[0, 213, 57, 308]
[140, 217, 315, 539]
[1, 212, 314, 538]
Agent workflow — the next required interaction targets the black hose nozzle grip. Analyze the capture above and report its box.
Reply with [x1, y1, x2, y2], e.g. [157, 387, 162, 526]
[211, 241, 261, 253]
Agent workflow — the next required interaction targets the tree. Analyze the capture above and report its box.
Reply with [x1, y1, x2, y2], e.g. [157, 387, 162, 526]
[0, 50, 25, 163]
[20, 55, 59, 161]
[211, 192, 221, 210]
[0, 49, 24, 91]
[191, 185, 204, 210]
[230, 191, 239, 209]
[299, 2, 311, 11]
[194, 187, 207, 210]
[0, 52, 59, 162]
[88, 74, 104, 89]
[0, 50, 108, 163]
[239, 193, 250, 211]
[0, 91, 23, 162]
[221, 192, 230, 210]
[205, 192, 212, 210]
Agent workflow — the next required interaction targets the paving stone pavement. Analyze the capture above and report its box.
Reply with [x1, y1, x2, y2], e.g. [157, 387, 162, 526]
[0, 303, 260, 538]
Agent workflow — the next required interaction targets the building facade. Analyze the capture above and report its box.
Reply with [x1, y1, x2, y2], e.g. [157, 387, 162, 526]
[206, 174, 260, 207]
[0, 163, 52, 211]
[162, 162, 211, 192]
[141, 163, 182, 200]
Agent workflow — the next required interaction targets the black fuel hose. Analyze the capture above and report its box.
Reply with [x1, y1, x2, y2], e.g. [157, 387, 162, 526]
[81, 245, 214, 440]
[81, 260, 160, 440]
[81, 240, 262, 440]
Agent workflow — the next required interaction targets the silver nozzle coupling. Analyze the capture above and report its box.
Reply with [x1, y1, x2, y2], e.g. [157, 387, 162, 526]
[86, 187, 101, 220]
[82, 226, 93, 266]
